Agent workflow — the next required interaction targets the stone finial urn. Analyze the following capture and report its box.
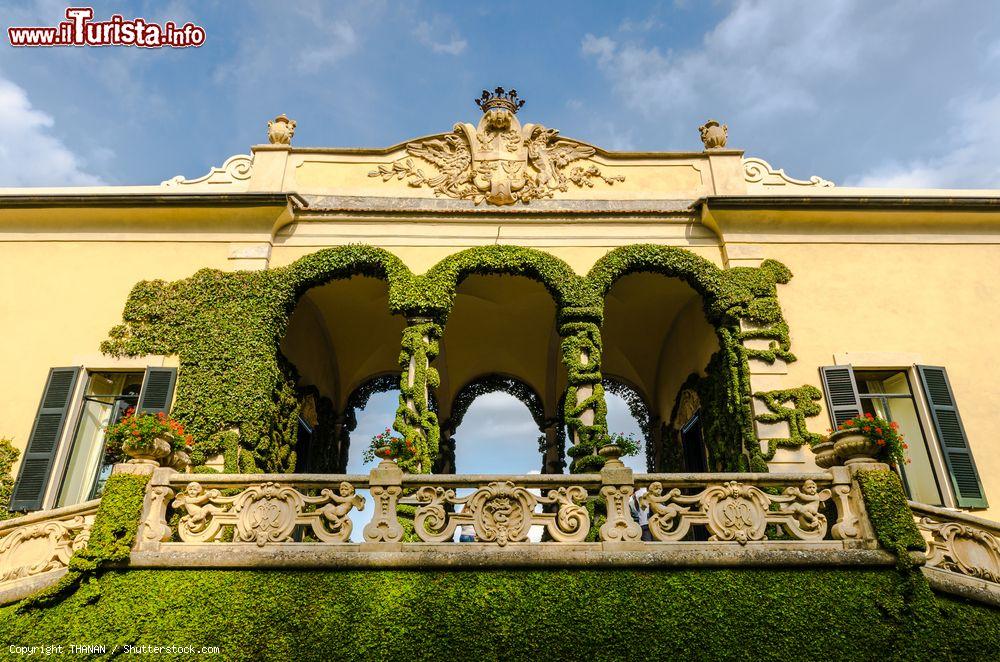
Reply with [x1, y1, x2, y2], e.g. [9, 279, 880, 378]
[267, 114, 296, 145]
[699, 119, 728, 150]
[598, 444, 624, 466]
[123, 435, 173, 466]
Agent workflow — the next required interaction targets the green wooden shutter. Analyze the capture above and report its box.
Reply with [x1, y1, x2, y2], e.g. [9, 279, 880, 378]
[10, 367, 81, 511]
[137, 367, 177, 414]
[819, 365, 862, 428]
[917, 365, 987, 509]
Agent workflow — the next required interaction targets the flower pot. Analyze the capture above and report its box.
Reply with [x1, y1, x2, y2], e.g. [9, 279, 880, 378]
[811, 439, 839, 469]
[123, 435, 172, 466]
[830, 430, 880, 466]
[375, 445, 394, 461]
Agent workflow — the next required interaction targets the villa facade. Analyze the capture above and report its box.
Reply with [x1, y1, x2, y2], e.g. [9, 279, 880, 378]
[0, 90, 997, 657]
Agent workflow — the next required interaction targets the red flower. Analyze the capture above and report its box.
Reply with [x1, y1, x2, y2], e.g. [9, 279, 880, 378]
[876, 439, 885, 446]
[843, 420, 853, 427]
[890, 421, 899, 430]
[902, 443, 908, 449]
[865, 413, 874, 420]
[875, 427, 882, 435]
[863, 426, 871, 432]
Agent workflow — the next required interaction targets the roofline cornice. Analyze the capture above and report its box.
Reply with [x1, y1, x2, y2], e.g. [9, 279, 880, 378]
[697, 195, 1000, 212]
[0, 192, 298, 209]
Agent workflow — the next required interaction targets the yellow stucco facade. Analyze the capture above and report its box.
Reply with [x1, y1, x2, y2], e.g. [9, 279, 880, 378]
[2, 99, 997, 520]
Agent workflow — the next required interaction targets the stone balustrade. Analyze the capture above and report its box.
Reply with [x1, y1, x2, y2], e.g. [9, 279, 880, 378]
[128, 457, 881, 568]
[0, 499, 98, 603]
[910, 501, 1000, 584]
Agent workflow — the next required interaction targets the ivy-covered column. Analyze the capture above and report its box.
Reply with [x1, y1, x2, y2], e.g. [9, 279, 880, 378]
[560, 308, 608, 473]
[393, 316, 442, 473]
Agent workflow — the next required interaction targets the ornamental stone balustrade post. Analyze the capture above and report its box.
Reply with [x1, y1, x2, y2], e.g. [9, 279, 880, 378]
[599, 446, 642, 545]
[362, 458, 404, 546]
[136, 467, 176, 553]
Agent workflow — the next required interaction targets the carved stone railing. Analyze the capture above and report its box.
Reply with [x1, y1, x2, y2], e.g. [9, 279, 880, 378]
[0, 500, 98, 594]
[910, 501, 1000, 584]
[133, 458, 878, 561]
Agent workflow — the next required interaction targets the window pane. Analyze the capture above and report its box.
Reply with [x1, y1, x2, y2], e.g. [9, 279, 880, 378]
[56, 371, 142, 507]
[856, 371, 942, 506]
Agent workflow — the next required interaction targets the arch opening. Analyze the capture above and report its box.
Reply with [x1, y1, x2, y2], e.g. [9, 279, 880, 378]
[600, 271, 720, 471]
[281, 275, 405, 472]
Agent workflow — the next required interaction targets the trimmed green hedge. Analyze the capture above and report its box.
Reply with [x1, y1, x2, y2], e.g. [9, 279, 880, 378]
[1, 568, 996, 661]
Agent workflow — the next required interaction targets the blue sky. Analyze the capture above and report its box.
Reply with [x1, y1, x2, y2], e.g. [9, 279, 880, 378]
[2, 1, 999, 188]
[2, 1, 999, 473]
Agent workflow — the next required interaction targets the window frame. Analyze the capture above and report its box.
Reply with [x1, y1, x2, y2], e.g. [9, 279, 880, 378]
[829, 354, 959, 509]
[40, 358, 174, 510]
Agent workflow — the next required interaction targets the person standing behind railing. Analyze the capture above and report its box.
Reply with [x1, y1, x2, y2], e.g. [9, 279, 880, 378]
[629, 487, 652, 541]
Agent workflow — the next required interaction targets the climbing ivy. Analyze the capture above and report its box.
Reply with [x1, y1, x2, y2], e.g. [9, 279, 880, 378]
[101, 244, 816, 477]
[0, 439, 20, 521]
[753, 386, 825, 460]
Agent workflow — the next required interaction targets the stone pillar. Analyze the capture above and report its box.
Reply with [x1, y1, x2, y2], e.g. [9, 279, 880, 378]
[559, 311, 607, 473]
[541, 418, 564, 474]
[433, 423, 456, 474]
[648, 415, 663, 472]
[393, 317, 442, 474]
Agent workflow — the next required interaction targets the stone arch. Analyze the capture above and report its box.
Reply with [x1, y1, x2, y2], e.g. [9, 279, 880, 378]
[435, 373, 549, 474]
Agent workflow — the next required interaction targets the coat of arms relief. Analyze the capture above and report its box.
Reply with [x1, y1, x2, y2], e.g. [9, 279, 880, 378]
[369, 87, 624, 205]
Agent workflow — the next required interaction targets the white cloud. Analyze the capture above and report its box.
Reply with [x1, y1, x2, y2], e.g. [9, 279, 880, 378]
[0, 77, 102, 186]
[412, 19, 467, 56]
[848, 93, 1000, 189]
[580, 0, 1000, 187]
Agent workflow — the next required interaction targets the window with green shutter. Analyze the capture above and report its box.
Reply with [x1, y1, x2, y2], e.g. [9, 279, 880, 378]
[10, 367, 81, 511]
[917, 365, 988, 509]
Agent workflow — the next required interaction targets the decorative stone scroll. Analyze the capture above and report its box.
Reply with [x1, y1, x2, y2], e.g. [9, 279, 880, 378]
[0, 509, 94, 583]
[161, 154, 253, 187]
[743, 157, 834, 188]
[642, 479, 832, 544]
[411, 481, 590, 545]
[917, 513, 1000, 583]
[171, 481, 364, 546]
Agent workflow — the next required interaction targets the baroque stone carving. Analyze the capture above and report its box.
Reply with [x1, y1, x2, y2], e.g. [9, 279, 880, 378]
[743, 157, 834, 188]
[919, 516, 1000, 583]
[699, 119, 728, 149]
[411, 480, 589, 545]
[643, 479, 832, 544]
[267, 113, 296, 145]
[161, 154, 253, 187]
[0, 513, 93, 583]
[171, 481, 364, 546]
[368, 87, 623, 206]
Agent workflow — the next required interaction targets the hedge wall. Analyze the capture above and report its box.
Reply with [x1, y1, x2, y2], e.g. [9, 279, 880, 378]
[1, 567, 997, 661]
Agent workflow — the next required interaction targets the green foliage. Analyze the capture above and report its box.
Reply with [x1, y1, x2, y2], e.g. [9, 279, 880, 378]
[2, 568, 997, 660]
[753, 386, 824, 460]
[0, 439, 20, 521]
[101, 243, 816, 476]
[604, 432, 640, 457]
[17, 473, 149, 611]
[856, 469, 927, 569]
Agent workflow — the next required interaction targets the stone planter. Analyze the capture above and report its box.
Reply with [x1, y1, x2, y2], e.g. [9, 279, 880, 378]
[375, 445, 394, 461]
[123, 435, 172, 466]
[830, 429, 881, 466]
[811, 439, 839, 469]
[598, 444, 624, 465]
